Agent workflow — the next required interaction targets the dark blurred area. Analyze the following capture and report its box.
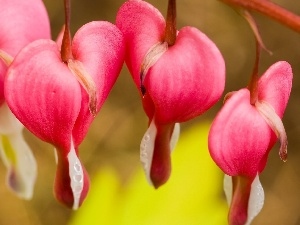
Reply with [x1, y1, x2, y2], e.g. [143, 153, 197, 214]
[0, 0, 300, 224]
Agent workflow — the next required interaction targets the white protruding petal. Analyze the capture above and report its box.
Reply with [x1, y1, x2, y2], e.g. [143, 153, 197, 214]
[223, 174, 232, 205]
[0, 133, 37, 199]
[140, 119, 157, 186]
[246, 174, 265, 225]
[67, 139, 84, 210]
[0, 49, 13, 66]
[223, 174, 265, 225]
[0, 103, 23, 135]
[170, 123, 180, 152]
[256, 101, 288, 161]
[68, 59, 97, 116]
[140, 121, 180, 186]
[54, 148, 58, 165]
[140, 42, 168, 83]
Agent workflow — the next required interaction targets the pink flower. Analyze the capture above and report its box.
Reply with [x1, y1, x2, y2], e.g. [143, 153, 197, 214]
[0, 0, 50, 199]
[208, 61, 292, 225]
[5, 21, 125, 209]
[116, 0, 225, 188]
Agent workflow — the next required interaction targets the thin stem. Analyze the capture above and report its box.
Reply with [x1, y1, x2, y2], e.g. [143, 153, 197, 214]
[61, 0, 73, 62]
[220, 0, 300, 33]
[248, 41, 260, 105]
[164, 0, 177, 46]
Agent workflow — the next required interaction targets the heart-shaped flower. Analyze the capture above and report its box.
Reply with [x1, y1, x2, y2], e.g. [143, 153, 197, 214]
[5, 21, 125, 209]
[208, 61, 292, 225]
[0, 0, 50, 199]
[116, 0, 225, 188]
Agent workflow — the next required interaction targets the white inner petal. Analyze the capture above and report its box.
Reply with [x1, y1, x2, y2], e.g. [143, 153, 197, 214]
[67, 139, 84, 210]
[140, 42, 168, 83]
[140, 119, 157, 186]
[256, 101, 288, 161]
[170, 123, 180, 152]
[223, 174, 232, 205]
[246, 174, 265, 225]
[140, 120, 180, 186]
[223, 174, 265, 225]
[0, 133, 37, 199]
[54, 148, 58, 165]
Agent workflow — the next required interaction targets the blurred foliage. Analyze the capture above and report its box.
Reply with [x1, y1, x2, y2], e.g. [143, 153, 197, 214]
[68, 123, 227, 225]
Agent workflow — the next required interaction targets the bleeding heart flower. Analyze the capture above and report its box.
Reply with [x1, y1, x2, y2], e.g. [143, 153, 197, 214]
[116, 0, 225, 188]
[208, 61, 292, 225]
[0, 0, 50, 199]
[5, 20, 125, 209]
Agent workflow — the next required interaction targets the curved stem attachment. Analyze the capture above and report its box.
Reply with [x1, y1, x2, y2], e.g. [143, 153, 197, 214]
[61, 0, 73, 62]
[221, 0, 300, 33]
[164, 0, 177, 46]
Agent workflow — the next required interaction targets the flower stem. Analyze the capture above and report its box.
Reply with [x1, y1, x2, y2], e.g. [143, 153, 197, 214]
[220, 0, 300, 33]
[164, 0, 177, 46]
[61, 0, 73, 62]
[248, 39, 261, 105]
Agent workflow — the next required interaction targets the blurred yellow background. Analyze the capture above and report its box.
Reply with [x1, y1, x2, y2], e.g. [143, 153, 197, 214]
[0, 0, 300, 224]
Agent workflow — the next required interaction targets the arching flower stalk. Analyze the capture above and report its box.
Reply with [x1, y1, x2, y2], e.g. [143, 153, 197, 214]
[208, 40, 293, 224]
[0, 0, 50, 199]
[116, 0, 225, 188]
[5, 0, 125, 209]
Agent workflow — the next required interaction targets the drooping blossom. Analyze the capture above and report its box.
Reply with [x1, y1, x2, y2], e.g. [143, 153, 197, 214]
[208, 61, 292, 225]
[116, 0, 225, 188]
[5, 5, 125, 208]
[0, 0, 50, 199]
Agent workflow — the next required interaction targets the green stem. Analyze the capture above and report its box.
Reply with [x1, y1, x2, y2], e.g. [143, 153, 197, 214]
[61, 0, 73, 62]
[164, 0, 177, 46]
[220, 0, 300, 33]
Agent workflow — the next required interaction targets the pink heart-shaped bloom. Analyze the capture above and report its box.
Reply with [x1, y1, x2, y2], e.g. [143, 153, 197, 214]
[208, 61, 292, 225]
[5, 21, 125, 209]
[0, 0, 50, 199]
[0, 0, 50, 104]
[116, 0, 225, 188]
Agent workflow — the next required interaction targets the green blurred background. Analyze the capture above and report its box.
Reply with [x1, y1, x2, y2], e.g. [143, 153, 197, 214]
[1, 0, 300, 224]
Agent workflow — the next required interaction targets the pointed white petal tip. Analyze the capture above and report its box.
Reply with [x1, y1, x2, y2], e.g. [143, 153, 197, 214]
[140, 119, 157, 186]
[223, 174, 265, 225]
[140, 120, 180, 186]
[170, 123, 180, 151]
[0, 133, 37, 200]
[67, 59, 97, 117]
[256, 101, 288, 162]
[246, 175, 264, 225]
[140, 42, 168, 83]
[67, 141, 84, 210]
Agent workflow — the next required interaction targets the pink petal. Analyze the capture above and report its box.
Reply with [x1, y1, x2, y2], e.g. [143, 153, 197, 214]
[208, 89, 273, 177]
[70, 21, 125, 146]
[0, 0, 50, 104]
[117, 0, 225, 123]
[258, 61, 292, 117]
[0, 0, 50, 56]
[145, 26, 225, 123]
[116, 0, 165, 88]
[5, 39, 82, 150]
